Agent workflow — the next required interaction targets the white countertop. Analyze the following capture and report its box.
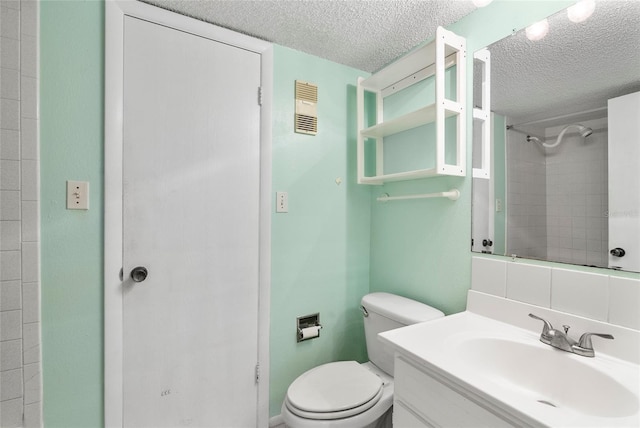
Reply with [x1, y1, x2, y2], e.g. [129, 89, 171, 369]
[379, 298, 640, 428]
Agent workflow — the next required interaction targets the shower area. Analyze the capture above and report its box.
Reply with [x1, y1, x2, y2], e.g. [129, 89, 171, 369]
[505, 112, 609, 267]
[0, 1, 42, 426]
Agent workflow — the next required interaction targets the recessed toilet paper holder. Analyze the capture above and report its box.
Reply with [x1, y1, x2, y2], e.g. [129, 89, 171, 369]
[297, 313, 322, 342]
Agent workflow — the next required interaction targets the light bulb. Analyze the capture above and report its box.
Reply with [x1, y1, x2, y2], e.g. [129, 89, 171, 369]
[567, 0, 595, 23]
[472, 0, 493, 7]
[525, 19, 549, 41]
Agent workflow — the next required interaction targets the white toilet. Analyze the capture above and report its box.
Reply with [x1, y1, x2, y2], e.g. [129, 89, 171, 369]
[281, 292, 444, 428]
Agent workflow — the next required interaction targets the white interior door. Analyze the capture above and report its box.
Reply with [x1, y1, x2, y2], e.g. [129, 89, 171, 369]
[608, 91, 640, 272]
[471, 114, 495, 253]
[121, 16, 261, 426]
[472, 177, 493, 252]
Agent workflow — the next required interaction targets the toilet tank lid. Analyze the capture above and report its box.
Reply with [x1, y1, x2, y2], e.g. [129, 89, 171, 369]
[361, 292, 444, 325]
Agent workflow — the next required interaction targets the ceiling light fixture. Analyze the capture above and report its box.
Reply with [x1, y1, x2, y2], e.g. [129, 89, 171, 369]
[567, 0, 596, 23]
[525, 19, 549, 41]
[472, 0, 493, 7]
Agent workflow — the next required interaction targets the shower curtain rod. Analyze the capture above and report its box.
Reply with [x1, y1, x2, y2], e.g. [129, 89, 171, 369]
[508, 106, 607, 128]
[505, 125, 543, 140]
[507, 124, 606, 142]
[377, 189, 460, 202]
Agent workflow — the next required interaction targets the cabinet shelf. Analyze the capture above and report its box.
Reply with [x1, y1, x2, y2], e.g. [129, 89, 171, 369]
[356, 26, 466, 185]
[359, 168, 439, 185]
[360, 164, 465, 185]
[360, 103, 461, 139]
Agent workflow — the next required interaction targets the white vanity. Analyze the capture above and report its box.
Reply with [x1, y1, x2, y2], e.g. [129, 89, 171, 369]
[379, 291, 640, 427]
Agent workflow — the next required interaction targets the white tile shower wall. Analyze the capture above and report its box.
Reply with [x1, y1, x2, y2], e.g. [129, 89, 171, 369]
[545, 118, 608, 268]
[506, 127, 547, 260]
[0, 1, 41, 427]
[505, 118, 609, 267]
[472, 257, 640, 331]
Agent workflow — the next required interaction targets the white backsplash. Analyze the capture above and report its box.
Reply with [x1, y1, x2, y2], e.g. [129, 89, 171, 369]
[466, 289, 640, 364]
[472, 256, 640, 331]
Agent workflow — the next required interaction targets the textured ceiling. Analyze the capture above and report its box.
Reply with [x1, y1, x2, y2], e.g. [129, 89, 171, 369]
[142, 0, 638, 125]
[487, 0, 640, 128]
[141, 0, 477, 73]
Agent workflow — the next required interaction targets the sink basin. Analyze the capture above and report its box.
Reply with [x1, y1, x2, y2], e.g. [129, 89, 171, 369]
[454, 337, 639, 418]
[379, 308, 640, 427]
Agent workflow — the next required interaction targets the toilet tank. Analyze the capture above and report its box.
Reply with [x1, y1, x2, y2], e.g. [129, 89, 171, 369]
[361, 292, 444, 376]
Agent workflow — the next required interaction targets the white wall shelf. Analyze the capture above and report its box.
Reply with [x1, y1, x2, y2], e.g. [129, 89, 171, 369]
[360, 104, 460, 139]
[356, 26, 466, 185]
[360, 168, 440, 185]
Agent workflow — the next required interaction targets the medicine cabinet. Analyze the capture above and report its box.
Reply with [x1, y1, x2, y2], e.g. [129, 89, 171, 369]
[356, 27, 466, 185]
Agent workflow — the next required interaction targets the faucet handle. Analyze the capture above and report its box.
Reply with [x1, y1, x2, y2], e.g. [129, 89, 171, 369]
[529, 313, 553, 333]
[573, 332, 614, 357]
[578, 332, 614, 349]
[529, 313, 554, 343]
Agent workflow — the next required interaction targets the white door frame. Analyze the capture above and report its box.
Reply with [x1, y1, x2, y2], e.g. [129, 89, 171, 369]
[104, 2, 272, 426]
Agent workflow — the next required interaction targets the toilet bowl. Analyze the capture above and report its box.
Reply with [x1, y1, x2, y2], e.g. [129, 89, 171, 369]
[282, 361, 393, 428]
[281, 293, 444, 428]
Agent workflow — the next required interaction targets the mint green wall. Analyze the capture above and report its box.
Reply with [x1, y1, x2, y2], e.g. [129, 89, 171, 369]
[39, 0, 589, 426]
[40, 1, 104, 427]
[269, 45, 372, 416]
[39, 2, 371, 423]
[369, 1, 571, 314]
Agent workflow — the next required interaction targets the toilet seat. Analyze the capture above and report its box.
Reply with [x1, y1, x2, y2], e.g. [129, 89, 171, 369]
[285, 361, 384, 420]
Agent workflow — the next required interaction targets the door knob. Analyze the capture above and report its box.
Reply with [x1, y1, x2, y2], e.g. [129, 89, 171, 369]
[610, 248, 626, 257]
[130, 266, 148, 282]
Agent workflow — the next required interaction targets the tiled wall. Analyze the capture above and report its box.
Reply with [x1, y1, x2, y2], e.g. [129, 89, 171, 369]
[505, 117, 609, 266]
[506, 127, 547, 260]
[545, 118, 608, 267]
[0, 1, 42, 426]
[472, 256, 640, 330]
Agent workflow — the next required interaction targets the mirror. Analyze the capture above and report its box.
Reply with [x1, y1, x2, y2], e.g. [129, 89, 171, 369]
[472, 0, 640, 273]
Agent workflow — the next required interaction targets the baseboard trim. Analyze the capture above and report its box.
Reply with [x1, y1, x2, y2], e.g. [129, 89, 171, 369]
[269, 414, 285, 428]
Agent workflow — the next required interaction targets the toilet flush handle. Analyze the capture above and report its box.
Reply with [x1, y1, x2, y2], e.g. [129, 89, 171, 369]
[361, 306, 369, 317]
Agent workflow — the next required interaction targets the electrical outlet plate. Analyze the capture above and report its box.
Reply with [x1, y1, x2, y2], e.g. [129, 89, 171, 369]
[67, 180, 90, 210]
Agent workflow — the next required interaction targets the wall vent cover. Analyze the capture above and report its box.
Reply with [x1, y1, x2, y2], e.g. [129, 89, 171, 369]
[295, 80, 318, 135]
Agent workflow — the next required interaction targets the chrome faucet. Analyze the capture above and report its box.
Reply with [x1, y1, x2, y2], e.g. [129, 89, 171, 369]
[528, 313, 614, 357]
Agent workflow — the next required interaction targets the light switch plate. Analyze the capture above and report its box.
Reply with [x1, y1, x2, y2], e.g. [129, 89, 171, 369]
[67, 180, 89, 210]
[276, 191, 288, 213]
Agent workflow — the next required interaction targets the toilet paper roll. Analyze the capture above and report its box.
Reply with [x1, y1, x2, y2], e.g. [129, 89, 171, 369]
[299, 326, 321, 340]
